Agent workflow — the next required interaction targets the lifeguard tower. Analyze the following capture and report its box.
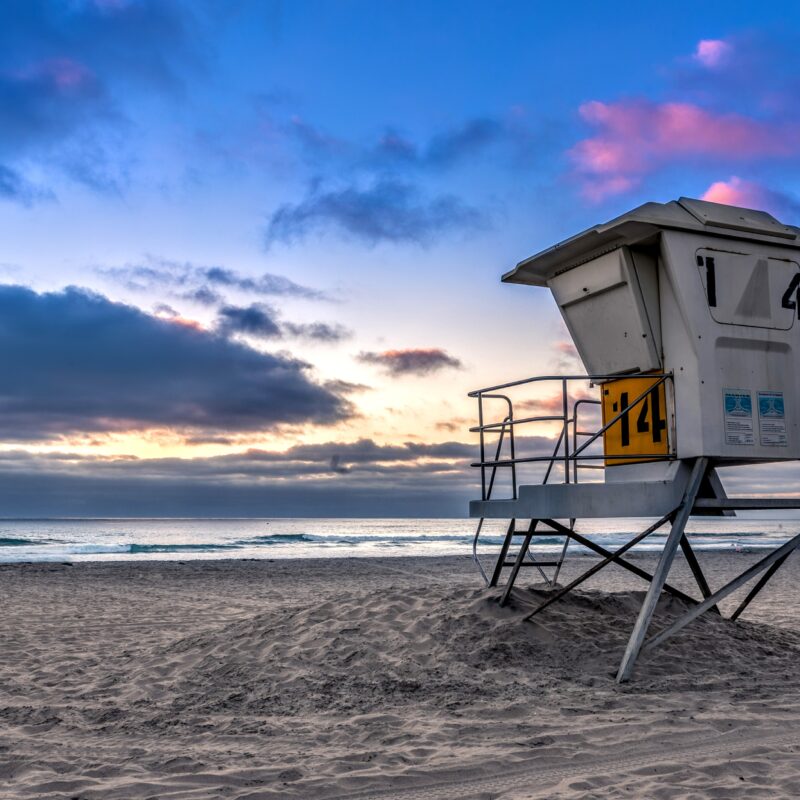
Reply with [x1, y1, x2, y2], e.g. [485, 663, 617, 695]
[470, 197, 800, 681]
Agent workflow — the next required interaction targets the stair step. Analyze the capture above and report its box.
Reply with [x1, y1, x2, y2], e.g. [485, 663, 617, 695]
[502, 560, 561, 567]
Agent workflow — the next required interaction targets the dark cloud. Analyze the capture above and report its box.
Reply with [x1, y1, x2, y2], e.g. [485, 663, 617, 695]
[202, 265, 328, 300]
[103, 261, 347, 346]
[217, 303, 282, 340]
[282, 321, 351, 342]
[0, 284, 351, 440]
[288, 115, 525, 173]
[214, 303, 351, 343]
[358, 348, 463, 376]
[265, 178, 484, 247]
[323, 378, 371, 395]
[184, 286, 224, 306]
[373, 118, 505, 168]
[271, 438, 475, 464]
[153, 302, 179, 317]
[183, 435, 234, 446]
[100, 256, 328, 302]
[425, 118, 505, 166]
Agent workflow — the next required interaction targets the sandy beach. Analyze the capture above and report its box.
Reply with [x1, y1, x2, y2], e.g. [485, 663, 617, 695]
[1, 551, 799, 799]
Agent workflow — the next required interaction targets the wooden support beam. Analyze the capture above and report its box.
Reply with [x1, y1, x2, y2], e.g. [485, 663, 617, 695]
[616, 457, 708, 683]
[644, 532, 800, 653]
[524, 512, 673, 621]
[541, 519, 698, 607]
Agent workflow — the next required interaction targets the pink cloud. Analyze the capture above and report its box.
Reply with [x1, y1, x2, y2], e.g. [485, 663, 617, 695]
[693, 39, 732, 69]
[701, 176, 799, 217]
[570, 99, 796, 201]
[702, 176, 756, 206]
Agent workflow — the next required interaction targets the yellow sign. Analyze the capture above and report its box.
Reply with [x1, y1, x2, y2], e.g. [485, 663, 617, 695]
[601, 376, 670, 466]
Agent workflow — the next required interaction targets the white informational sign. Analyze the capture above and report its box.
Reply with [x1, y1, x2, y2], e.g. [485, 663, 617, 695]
[758, 391, 788, 447]
[723, 389, 755, 446]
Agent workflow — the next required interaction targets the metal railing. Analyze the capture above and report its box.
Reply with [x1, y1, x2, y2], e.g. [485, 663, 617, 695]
[469, 373, 674, 501]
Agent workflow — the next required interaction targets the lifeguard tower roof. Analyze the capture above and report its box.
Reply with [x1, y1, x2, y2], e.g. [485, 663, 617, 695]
[504, 197, 800, 288]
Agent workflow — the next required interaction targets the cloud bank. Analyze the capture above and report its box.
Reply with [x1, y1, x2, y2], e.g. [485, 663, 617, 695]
[101, 256, 328, 303]
[0, 284, 351, 440]
[0, 434, 564, 516]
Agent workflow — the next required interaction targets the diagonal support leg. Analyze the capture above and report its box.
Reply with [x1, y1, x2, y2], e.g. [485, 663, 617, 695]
[524, 513, 673, 621]
[644, 533, 800, 652]
[540, 520, 698, 607]
[679, 534, 720, 615]
[731, 552, 791, 621]
[616, 457, 708, 683]
[489, 519, 515, 588]
[500, 520, 538, 607]
[550, 519, 573, 586]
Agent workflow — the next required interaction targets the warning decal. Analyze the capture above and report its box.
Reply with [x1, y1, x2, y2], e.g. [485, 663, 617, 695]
[723, 389, 754, 446]
[758, 391, 788, 447]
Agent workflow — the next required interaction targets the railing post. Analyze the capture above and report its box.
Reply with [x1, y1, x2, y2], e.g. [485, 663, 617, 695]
[572, 403, 577, 483]
[509, 406, 517, 499]
[478, 392, 486, 500]
[562, 378, 570, 484]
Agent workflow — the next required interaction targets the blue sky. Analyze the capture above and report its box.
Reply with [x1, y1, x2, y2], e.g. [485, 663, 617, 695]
[1, 0, 800, 516]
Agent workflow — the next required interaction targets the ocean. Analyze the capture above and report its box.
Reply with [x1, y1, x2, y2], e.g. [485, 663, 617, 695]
[0, 517, 797, 563]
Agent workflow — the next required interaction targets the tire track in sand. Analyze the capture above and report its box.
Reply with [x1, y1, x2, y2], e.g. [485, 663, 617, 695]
[321, 727, 800, 800]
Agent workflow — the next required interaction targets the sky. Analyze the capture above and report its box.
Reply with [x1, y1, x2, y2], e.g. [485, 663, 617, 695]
[2, 0, 800, 516]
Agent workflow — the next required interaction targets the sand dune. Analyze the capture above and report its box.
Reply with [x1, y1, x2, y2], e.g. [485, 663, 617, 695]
[1, 553, 799, 798]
